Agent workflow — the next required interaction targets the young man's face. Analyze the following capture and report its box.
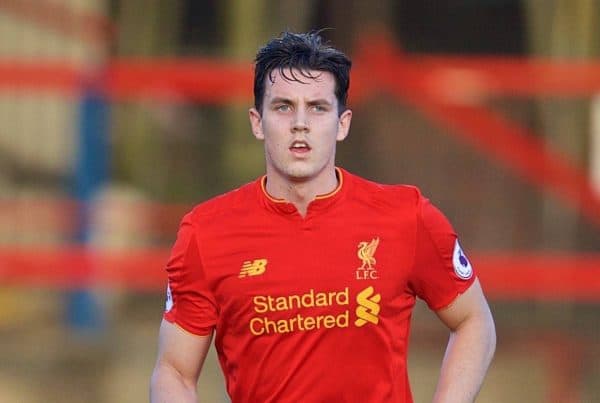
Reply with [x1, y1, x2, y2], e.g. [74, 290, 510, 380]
[249, 69, 352, 185]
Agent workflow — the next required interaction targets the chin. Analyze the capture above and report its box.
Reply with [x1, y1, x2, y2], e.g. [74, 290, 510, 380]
[286, 171, 312, 182]
[281, 166, 315, 181]
[271, 159, 329, 183]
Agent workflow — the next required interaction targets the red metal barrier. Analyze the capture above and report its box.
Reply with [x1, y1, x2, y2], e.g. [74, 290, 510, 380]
[1, 246, 599, 300]
[0, 0, 114, 45]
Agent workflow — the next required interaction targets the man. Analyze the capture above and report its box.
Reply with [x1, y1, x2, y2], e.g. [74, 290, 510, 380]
[150, 31, 496, 403]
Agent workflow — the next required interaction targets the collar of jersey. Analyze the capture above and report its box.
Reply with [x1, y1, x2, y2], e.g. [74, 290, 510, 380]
[258, 167, 348, 216]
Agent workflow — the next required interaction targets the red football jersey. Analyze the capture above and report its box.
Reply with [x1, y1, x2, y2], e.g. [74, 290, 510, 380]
[163, 168, 475, 403]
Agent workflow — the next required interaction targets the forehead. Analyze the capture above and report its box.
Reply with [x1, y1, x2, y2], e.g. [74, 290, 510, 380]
[264, 69, 337, 101]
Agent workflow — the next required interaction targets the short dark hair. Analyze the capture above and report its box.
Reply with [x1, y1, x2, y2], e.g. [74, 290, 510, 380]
[253, 31, 351, 114]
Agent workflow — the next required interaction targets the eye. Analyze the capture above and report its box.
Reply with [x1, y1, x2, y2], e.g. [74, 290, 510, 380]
[311, 104, 327, 113]
[276, 104, 291, 112]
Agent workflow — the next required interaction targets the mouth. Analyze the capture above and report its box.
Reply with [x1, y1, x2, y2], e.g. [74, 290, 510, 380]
[289, 140, 311, 154]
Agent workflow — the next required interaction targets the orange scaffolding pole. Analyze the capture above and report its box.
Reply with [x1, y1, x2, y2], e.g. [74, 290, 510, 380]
[0, 0, 114, 45]
[1, 246, 599, 300]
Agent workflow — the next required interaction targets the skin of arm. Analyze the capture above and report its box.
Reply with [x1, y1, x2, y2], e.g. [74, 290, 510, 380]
[150, 319, 213, 403]
[432, 279, 496, 403]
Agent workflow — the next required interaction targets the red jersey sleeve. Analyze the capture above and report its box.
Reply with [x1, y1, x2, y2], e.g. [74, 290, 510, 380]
[408, 194, 476, 311]
[163, 212, 218, 335]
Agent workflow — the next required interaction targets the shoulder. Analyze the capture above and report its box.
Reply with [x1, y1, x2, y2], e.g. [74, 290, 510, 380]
[186, 179, 259, 224]
[343, 169, 424, 211]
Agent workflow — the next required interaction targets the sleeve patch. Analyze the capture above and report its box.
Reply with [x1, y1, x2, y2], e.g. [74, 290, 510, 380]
[165, 283, 173, 312]
[452, 240, 473, 280]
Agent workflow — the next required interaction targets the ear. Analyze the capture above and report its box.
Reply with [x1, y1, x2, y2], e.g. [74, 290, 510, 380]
[249, 107, 264, 140]
[336, 109, 352, 141]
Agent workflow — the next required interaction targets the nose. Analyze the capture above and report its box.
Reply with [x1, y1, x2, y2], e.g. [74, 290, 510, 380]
[292, 109, 309, 132]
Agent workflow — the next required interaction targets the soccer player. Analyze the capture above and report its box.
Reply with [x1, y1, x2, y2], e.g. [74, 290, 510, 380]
[150, 31, 496, 403]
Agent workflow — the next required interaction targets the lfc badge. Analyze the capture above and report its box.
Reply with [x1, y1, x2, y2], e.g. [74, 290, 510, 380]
[356, 237, 379, 280]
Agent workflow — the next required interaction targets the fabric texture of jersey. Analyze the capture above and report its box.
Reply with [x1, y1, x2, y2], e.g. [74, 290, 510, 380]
[163, 168, 476, 403]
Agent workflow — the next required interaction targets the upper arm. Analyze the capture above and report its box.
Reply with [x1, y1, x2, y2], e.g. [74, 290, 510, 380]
[409, 193, 476, 310]
[154, 319, 213, 386]
[151, 212, 218, 400]
[435, 279, 494, 332]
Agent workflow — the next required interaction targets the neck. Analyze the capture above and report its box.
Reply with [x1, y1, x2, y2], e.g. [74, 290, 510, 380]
[265, 168, 339, 217]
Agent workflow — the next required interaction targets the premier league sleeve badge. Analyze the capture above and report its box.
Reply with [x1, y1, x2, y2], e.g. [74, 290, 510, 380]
[452, 239, 473, 280]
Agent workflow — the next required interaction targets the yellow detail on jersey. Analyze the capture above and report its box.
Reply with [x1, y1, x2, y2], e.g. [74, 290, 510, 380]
[357, 238, 379, 269]
[249, 311, 349, 336]
[253, 288, 349, 313]
[239, 259, 268, 278]
[355, 286, 381, 327]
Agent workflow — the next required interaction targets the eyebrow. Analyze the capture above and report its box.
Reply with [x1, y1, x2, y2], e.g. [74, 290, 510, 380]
[269, 97, 333, 106]
[269, 97, 294, 105]
[307, 99, 333, 107]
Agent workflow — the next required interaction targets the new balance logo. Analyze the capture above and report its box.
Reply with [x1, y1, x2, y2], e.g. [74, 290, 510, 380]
[355, 286, 381, 327]
[239, 259, 268, 278]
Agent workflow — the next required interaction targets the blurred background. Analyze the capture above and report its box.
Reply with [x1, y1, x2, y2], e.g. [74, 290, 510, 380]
[0, 0, 599, 402]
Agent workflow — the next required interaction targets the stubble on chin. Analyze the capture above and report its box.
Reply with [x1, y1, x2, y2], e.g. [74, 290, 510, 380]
[278, 163, 312, 182]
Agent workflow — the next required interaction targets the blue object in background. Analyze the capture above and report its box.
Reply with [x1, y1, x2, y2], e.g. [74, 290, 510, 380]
[67, 87, 109, 335]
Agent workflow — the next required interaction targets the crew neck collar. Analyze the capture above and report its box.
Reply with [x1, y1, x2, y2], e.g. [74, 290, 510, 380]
[258, 167, 349, 216]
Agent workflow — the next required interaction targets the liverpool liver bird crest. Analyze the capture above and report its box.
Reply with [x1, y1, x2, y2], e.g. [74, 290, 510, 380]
[357, 238, 379, 269]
